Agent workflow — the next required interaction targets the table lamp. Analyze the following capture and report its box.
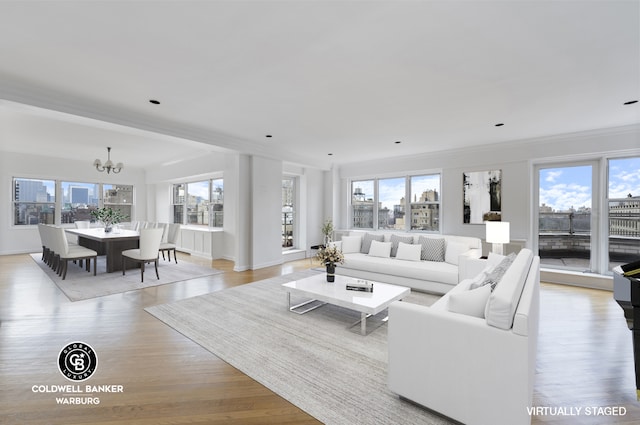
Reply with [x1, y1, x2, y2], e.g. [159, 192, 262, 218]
[486, 221, 510, 255]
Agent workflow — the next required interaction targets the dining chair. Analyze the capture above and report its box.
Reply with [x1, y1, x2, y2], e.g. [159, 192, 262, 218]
[52, 226, 98, 280]
[121, 227, 164, 283]
[159, 223, 180, 263]
[74, 221, 90, 229]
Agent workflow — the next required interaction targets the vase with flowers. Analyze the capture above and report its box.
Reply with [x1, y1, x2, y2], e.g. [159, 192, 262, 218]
[90, 207, 128, 233]
[315, 244, 344, 282]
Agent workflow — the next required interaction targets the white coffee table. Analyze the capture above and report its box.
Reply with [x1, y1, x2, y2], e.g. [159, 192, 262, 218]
[282, 274, 410, 335]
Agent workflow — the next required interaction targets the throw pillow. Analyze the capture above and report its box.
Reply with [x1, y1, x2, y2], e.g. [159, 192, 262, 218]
[482, 252, 517, 291]
[395, 242, 421, 261]
[390, 234, 415, 257]
[361, 233, 384, 254]
[368, 240, 392, 258]
[418, 236, 445, 262]
[340, 235, 362, 254]
[448, 284, 492, 318]
[444, 241, 469, 265]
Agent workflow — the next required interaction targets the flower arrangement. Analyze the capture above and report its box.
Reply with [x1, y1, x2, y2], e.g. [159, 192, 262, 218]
[315, 244, 344, 266]
[90, 207, 128, 232]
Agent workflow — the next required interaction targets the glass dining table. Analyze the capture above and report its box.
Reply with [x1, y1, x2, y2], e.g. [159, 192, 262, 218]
[65, 228, 140, 273]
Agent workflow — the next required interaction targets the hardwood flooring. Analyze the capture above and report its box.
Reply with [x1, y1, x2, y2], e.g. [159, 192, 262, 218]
[0, 253, 638, 424]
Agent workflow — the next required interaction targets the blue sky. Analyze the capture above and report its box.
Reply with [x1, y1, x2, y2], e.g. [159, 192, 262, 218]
[539, 157, 640, 212]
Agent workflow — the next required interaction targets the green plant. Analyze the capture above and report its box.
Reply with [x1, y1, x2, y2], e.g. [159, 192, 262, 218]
[321, 219, 334, 242]
[315, 244, 344, 266]
[90, 207, 128, 226]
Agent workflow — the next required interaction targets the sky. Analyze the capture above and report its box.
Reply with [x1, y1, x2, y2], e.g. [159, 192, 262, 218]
[539, 157, 640, 212]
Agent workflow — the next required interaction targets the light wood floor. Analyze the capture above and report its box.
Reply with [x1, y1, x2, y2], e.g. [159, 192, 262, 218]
[0, 253, 638, 424]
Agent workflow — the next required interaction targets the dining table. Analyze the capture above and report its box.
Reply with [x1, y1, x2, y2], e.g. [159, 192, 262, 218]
[65, 227, 140, 273]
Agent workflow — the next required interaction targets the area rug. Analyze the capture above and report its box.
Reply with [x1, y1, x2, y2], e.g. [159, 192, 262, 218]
[146, 270, 453, 425]
[30, 253, 223, 302]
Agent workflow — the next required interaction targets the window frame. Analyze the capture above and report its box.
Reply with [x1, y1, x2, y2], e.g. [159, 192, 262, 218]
[172, 178, 224, 228]
[348, 172, 442, 233]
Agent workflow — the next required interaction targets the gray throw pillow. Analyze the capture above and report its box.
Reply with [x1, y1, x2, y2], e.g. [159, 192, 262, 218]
[390, 234, 415, 257]
[475, 252, 517, 291]
[361, 233, 384, 254]
[418, 236, 445, 262]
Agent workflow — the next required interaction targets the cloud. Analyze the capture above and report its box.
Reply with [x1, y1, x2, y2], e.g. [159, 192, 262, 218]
[545, 170, 562, 183]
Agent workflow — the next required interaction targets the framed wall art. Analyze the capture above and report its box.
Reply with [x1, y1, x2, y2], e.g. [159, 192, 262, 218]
[463, 169, 502, 224]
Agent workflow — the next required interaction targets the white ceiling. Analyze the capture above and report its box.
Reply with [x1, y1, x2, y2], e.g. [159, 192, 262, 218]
[0, 1, 638, 170]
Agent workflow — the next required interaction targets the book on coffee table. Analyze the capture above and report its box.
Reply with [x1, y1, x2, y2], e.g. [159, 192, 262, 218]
[346, 279, 373, 292]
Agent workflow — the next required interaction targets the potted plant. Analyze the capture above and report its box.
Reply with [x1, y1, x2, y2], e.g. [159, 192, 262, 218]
[315, 244, 344, 282]
[321, 219, 334, 245]
[90, 207, 128, 233]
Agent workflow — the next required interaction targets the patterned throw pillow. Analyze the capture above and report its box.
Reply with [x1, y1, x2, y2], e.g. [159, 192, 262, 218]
[418, 236, 445, 262]
[479, 252, 517, 291]
[361, 233, 384, 254]
[390, 234, 414, 257]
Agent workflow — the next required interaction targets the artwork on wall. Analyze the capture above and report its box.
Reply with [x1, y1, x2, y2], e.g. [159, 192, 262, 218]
[463, 169, 502, 224]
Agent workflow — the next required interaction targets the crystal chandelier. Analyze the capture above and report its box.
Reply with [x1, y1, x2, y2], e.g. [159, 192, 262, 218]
[93, 147, 123, 174]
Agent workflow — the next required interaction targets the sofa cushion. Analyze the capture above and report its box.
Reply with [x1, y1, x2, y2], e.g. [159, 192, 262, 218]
[485, 249, 534, 330]
[390, 234, 415, 257]
[396, 242, 421, 261]
[448, 284, 492, 318]
[444, 241, 468, 265]
[368, 240, 392, 258]
[341, 235, 362, 254]
[418, 236, 445, 262]
[341, 253, 460, 285]
[361, 233, 384, 254]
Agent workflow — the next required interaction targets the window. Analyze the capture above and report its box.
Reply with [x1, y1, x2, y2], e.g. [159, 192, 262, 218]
[282, 177, 295, 248]
[103, 184, 134, 223]
[351, 180, 375, 229]
[608, 157, 640, 271]
[60, 181, 99, 224]
[410, 174, 441, 231]
[537, 164, 594, 271]
[13, 178, 55, 225]
[350, 174, 441, 232]
[211, 179, 224, 227]
[173, 179, 223, 227]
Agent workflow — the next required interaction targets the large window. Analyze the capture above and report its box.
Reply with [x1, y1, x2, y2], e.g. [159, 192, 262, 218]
[535, 157, 640, 275]
[537, 164, 594, 271]
[282, 177, 295, 248]
[13, 178, 134, 226]
[173, 179, 223, 227]
[104, 184, 134, 222]
[61, 181, 99, 224]
[350, 173, 441, 232]
[608, 157, 640, 271]
[13, 178, 55, 225]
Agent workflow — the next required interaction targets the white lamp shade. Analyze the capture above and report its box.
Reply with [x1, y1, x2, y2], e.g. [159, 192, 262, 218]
[486, 221, 510, 244]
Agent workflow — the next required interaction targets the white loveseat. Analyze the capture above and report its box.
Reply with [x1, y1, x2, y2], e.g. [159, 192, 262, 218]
[387, 248, 540, 425]
[333, 231, 481, 294]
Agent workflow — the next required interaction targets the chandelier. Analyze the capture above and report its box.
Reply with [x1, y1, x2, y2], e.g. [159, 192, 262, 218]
[93, 147, 123, 174]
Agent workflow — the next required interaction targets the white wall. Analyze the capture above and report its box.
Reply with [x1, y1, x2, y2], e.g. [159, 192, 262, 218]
[251, 155, 284, 269]
[0, 150, 147, 255]
[336, 125, 640, 249]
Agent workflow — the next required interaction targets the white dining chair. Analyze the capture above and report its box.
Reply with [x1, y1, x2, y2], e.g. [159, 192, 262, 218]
[121, 228, 164, 282]
[52, 226, 98, 279]
[159, 223, 180, 263]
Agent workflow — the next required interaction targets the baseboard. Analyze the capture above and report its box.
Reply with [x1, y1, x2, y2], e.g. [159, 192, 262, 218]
[541, 268, 613, 291]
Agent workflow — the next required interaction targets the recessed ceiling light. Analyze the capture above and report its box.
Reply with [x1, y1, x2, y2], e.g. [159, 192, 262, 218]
[495, 123, 504, 127]
[149, 99, 160, 105]
[395, 141, 402, 144]
[328, 153, 333, 156]
[623, 100, 638, 105]
[265, 134, 273, 138]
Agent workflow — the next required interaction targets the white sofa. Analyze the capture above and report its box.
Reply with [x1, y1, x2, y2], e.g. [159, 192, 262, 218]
[333, 231, 481, 294]
[387, 248, 540, 425]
